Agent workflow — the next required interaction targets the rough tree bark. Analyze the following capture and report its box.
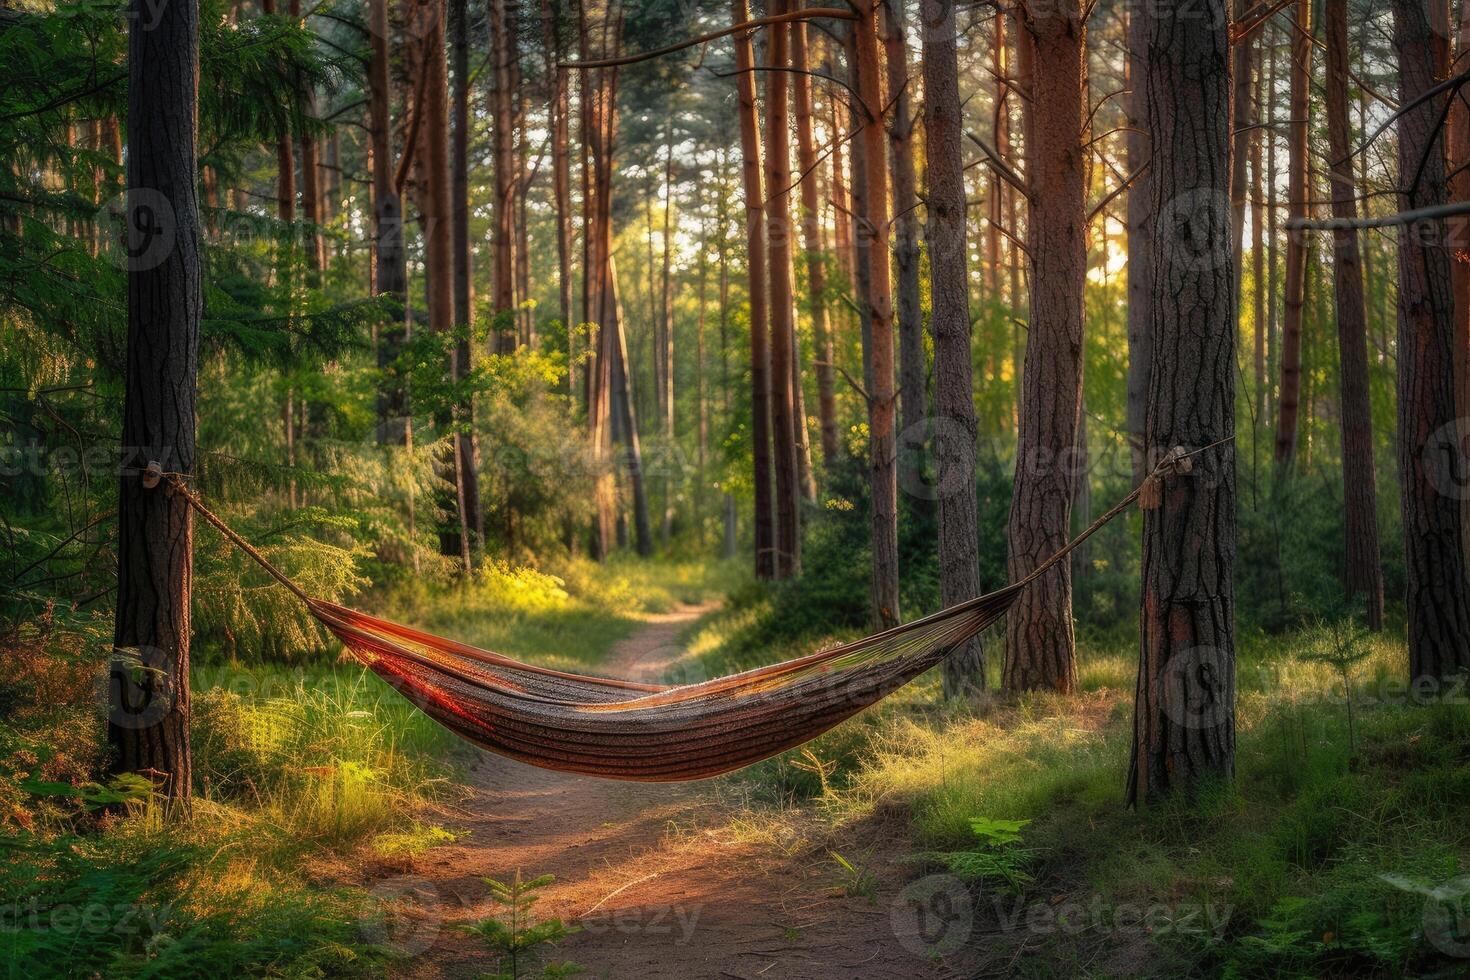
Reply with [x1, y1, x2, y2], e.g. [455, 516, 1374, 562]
[791, 19, 839, 468]
[731, 0, 776, 580]
[1274, 0, 1310, 467]
[884, 0, 925, 495]
[450, 0, 482, 557]
[1127, 0, 1237, 806]
[1124, 0, 1151, 486]
[490, 0, 518, 350]
[852, 5, 900, 629]
[110, 0, 202, 800]
[1324, 0, 1385, 630]
[369, 0, 410, 445]
[1003, 0, 1086, 694]
[1229, 0, 1252, 291]
[413, 0, 471, 573]
[923, 0, 984, 697]
[764, 0, 802, 578]
[540, 0, 575, 376]
[1448, 0, 1470, 572]
[1389, 0, 1470, 688]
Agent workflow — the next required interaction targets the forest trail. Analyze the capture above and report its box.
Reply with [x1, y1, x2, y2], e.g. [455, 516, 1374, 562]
[365, 602, 950, 979]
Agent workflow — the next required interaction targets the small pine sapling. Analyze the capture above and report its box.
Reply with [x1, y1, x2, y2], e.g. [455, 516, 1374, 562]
[459, 871, 582, 980]
[1297, 619, 1374, 760]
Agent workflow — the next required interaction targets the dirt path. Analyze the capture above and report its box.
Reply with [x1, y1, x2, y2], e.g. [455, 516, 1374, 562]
[363, 603, 958, 979]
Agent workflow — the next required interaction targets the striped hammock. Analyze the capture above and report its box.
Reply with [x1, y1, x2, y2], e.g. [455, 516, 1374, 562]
[170, 460, 1165, 782]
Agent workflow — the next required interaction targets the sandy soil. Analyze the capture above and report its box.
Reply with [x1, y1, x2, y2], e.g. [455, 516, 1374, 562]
[354, 602, 967, 979]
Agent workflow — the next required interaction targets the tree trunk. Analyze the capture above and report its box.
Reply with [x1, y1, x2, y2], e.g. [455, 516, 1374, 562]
[490, 0, 517, 349]
[369, 0, 409, 446]
[1275, 0, 1310, 467]
[717, 153, 739, 559]
[414, 0, 471, 573]
[1229, 0, 1252, 293]
[289, 0, 325, 274]
[791, 19, 839, 468]
[923, 0, 984, 697]
[540, 0, 575, 377]
[731, 0, 775, 580]
[1266, 31, 1280, 430]
[1003, 0, 1086, 694]
[852, 8, 900, 629]
[450, 0, 482, 558]
[110, 0, 201, 801]
[608, 253, 654, 556]
[1448, 0, 1470, 573]
[1389, 0, 1470, 687]
[884, 0, 924, 497]
[988, 11, 1009, 306]
[1127, 0, 1237, 807]
[764, 0, 802, 577]
[1124, 0, 1151, 487]
[1250, 46, 1266, 450]
[1324, 1, 1385, 630]
[661, 118, 677, 542]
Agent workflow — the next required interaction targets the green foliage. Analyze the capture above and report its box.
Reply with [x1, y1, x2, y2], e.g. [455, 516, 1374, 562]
[828, 849, 877, 904]
[459, 872, 582, 980]
[912, 818, 1036, 892]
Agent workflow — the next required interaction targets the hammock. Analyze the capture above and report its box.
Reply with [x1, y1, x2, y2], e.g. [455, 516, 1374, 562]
[165, 454, 1178, 782]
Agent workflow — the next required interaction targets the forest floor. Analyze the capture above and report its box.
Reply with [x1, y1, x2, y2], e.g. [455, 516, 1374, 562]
[347, 602, 952, 979]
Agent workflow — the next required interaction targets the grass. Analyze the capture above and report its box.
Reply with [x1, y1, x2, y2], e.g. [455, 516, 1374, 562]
[690, 605, 1470, 977]
[379, 554, 742, 673]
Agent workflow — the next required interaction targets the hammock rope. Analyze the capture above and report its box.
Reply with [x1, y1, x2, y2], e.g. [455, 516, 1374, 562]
[153, 444, 1208, 782]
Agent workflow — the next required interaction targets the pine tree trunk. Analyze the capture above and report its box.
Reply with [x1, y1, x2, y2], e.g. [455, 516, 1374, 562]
[850, 8, 900, 629]
[607, 252, 654, 557]
[1324, 1, 1385, 630]
[1266, 31, 1280, 431]
[1124, 1, 1151, 487]
[884, 0, 924, 496]
[791, 20, 839, 468]
[764, 1, 802, 577]
[731, 0, 775, 580]
[414, 0, 471, 573]
[1127, 0, 1237, 806]
[369, 0, 409, 446]
[1003, 0, 1086, 694]
[540, 0, 574, 377]
[924, 0, 984, 697]
[110, 0, 201, 801]
[490, 0, 517, 350]
[1389, 0, 1470, 687]
[450, 0, 482, 558]
[987, 12, 1009, 306]
[1448, 1, 1470, 573]
[1275, 0, 1310, 467]
[1250, 49, 1266, 453]
[289, 0, 325, 274]
[1229, 0, 1252, 291]
[661, 120, 677, 541]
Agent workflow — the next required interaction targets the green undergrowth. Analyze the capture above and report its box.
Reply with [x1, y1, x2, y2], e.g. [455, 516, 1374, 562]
[691, 605, 1470, 977]
[375, 554, 742, 673]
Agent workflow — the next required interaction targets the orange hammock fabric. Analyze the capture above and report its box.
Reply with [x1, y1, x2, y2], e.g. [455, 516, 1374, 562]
[170, 461, 1164, 782]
